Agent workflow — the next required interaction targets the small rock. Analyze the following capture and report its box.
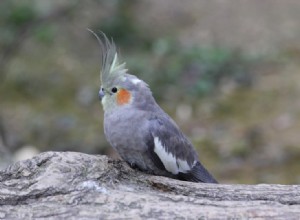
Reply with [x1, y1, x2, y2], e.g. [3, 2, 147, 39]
[13, 145, 40, 162]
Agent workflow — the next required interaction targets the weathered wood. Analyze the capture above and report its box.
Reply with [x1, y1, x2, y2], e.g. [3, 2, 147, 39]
[0, 151, 299, 219]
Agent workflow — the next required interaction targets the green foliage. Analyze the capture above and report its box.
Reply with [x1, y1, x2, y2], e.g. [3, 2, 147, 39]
[175, 47, 254, 97]
[95, 0, 151, 50]
[33, 25, 55, 44]
[231, 141, 251, 158]
[0, 1, 36, 27]
[8, 3, 36, 27]
[90, 1, 257, 101]
[0, 1, 37, 52]
[127, 38, 257, 100]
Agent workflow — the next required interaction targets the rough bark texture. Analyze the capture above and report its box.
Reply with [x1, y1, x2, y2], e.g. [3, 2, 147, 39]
[0, 152, 299, 219]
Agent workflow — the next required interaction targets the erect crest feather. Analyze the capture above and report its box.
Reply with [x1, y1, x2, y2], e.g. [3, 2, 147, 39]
[87, 29, 127, 86]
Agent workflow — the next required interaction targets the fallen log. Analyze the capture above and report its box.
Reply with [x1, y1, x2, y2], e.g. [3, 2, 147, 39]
[0, 152, 299, 219]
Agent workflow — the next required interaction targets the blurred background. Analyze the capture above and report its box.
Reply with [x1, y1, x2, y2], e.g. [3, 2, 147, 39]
[1, 0, 300, 184]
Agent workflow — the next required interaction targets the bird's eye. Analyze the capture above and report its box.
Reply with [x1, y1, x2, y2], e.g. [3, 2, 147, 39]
[111, 87, 118, 93]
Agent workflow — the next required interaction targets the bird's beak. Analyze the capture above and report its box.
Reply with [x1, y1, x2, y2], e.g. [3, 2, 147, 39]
[99, 88, 105, 100]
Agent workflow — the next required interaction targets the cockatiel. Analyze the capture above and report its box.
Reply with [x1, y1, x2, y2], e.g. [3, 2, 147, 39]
[91, 31, 217, 183]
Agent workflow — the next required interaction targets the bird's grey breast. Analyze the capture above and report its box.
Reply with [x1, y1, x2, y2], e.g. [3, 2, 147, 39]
[104, 107, 149, 152]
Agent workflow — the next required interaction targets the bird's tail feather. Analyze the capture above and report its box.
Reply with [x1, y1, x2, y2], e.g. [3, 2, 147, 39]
[179, 162, 218, 183]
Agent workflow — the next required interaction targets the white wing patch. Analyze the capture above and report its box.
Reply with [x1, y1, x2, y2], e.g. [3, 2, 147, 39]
[153, 137, 192, 174]
[177, 159, 191, 173]
[131, 78, 142, 85]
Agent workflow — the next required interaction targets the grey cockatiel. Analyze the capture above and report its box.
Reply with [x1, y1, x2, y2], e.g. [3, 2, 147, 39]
[91, 31, 217, 183]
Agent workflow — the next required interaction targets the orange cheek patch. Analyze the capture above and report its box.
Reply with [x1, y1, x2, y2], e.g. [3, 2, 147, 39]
[117, 89, 131, 105]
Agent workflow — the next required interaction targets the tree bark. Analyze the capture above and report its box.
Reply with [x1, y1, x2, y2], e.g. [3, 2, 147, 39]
[0, 151, 299, 219]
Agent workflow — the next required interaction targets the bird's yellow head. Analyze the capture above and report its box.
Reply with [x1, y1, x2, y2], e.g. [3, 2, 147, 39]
[89, 30, 154, 113]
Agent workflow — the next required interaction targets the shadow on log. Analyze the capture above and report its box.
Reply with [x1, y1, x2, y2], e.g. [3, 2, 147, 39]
[0, 151, 299, 219]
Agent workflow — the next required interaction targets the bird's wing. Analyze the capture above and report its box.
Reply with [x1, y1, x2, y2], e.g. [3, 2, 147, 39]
[146, 115, 217, 183]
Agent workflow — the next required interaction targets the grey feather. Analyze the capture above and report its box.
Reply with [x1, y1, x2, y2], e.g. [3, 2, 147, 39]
[87, 29, 127, 87]
[95, 32, 218, 184]
[147, 114, 218, 183]
[148, 115, 197, 166]
[145, 134, 167, 171]
[178, 162, 218, 183]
